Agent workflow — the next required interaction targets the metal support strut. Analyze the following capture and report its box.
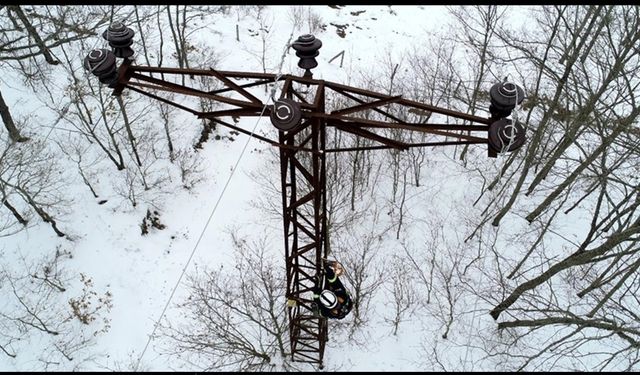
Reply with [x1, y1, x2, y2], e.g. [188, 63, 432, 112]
[279, 83, 328, 367]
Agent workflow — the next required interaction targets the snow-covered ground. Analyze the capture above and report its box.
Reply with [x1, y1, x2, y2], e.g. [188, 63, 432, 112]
[1, 5, 589, 372]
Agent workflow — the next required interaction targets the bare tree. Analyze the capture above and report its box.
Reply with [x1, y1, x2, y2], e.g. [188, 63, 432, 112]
[55, 136, 102, 200]
[0, 136, 69, 237]
[334, 209, 389, 335]
[434, 5, 640, 371]
[0, 248, 112, 370]
[0, 5, 116, 143]
[445, 5, 507, 162]
[157, 229, 299, 371]
[382, 254, 418, 336]
[241, 6, 274, 79]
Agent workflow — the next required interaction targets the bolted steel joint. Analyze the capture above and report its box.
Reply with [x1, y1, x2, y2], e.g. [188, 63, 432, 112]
[270, 98, 302, 132]
[84, 48, 119, 87]
[291, 34, 322, 75]
[488, 117, 526, 153]
[489, 81, 525, 119]
[102, 22, 135, 59]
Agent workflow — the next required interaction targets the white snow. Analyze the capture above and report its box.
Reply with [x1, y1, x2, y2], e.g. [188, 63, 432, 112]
[0, 5, 607, 372]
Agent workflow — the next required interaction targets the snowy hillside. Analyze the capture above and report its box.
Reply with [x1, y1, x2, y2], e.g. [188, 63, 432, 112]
[2, 5, 639, 372]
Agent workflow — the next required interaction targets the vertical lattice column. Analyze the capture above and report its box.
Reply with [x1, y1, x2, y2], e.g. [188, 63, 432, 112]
[279, 84, 327, 367]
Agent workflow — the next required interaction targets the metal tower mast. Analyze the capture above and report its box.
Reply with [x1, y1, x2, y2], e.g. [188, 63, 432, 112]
[85, 23, 526, 368]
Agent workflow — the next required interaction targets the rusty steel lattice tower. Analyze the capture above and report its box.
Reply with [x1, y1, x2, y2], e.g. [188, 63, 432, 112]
[85, 23, 526, 368]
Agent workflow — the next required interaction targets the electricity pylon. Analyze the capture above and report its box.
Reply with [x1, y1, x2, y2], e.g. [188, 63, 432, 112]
[84, 22, 526, 368]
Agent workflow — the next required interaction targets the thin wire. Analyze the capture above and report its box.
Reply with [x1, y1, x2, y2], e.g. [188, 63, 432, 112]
[134, 104, 268, 372]
[271, 30, 296, 102]
[463, 294, 480, 371]
[133, 28, 295, 372]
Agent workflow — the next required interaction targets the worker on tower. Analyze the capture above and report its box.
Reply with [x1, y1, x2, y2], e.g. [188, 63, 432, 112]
[312, 260, 353, 319]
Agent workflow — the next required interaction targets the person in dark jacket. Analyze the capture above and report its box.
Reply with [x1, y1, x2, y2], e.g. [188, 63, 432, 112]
[312, 261, 353, 319]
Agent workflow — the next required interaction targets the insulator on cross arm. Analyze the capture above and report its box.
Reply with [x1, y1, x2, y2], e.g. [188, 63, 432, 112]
[102, 22, 135, 59]
[489, 81, 525, 119]
[270, 98, 302, 132]
[83, 48, 118, 87]
[488, 117, 526, 153]
[291, 34, 322, 73]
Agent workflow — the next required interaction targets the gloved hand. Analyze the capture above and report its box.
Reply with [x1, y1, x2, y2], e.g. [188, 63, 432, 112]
[312, 274, 322, 294]
[324, 265, 336, 281]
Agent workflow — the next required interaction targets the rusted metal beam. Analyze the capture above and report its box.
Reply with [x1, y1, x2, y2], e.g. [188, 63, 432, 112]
[298, 132, 314, 150]
[130, 72, 262, 109]
[291, 87, 311, 105]
[321, 115, 488, 143]
[348, 121, 489, 132]
[331, 95, 403, 116]
[323, 113, 488, 132]
[280, 123, 328, 366]
[329, 86, 407, 124]
[127, 65, 491, 125]
[130, 66, 279, 80]
[280, 78, 293, 100]
[213, 70, 280, 80]
[198, 108, 262, 118]
[128, 78, 240, 106]
[324, 80, 490, 124]
[292, 157, 314, 183]
[112, 58, 133, 96]
[313, 82, 325, 109]
[125, 85, 201, 116]
[209, 78, 274, 95]
[127, 80, 169, 92]
[400, 97, 491, 125]
[334, 123, 409, 150]
[130, 65, 219, 76]
[325, 139, 487, 153]
[210, 118, 318, 154]
[208, 68, 263, 105]
[278, 81, 328, 367]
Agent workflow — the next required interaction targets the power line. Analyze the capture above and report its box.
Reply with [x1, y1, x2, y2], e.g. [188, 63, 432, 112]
[133, 28, 295, 372]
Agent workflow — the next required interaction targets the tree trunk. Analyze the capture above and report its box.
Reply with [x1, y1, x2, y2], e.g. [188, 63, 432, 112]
[0, 88, 29, 142]
[116, 96, 142, 167]
[490, 216, 640, 320]
[525, 107, 640, 223]
[134, 6, 154, 77]
[14, 185, 66, 237]
[7, 5, 60, 65]
[3, 200, 28, 225]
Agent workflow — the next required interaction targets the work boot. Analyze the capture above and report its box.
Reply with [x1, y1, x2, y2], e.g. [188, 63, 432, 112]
[310, 302, 322, 317]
